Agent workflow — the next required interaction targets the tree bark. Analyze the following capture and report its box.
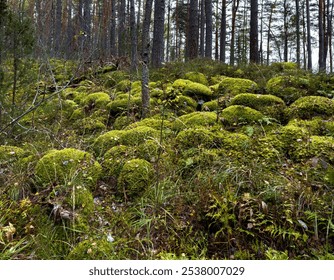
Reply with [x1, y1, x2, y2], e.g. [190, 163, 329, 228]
[151, 0, 165, 68]
[306, 0, 312, 69]
[250, 0, 259, 63]
[220, 0, 226, 62]
[141, 0, 154, 118]
[186, 0, 199, 60]
[205, 0, 212, 58]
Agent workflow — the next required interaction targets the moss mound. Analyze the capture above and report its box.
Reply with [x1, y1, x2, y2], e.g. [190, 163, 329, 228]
[175, 128, 216, 149]
[107, 96, 142, 116]
[67, 239, 116, 260]
[218, 77, 258, 96]
[221, 105, 265, 126]
[287, 96, 334, 119]
[230, 93, 286, 120]
[173, 111, 217, 131]
[93, 130, 125, 155]
[266, 75, 310, 104]
[184, 71, 209, 85]
[121, 126, 159, 146]
[118, 159, 154, 199]
[0, 145, 28, 166]
[80, 92, 111, 110]
[171, 79, 212, 100]
[35, 148, 102, 190]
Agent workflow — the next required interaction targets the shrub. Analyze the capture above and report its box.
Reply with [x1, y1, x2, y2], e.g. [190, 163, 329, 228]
[117, 159, 154, 199]
[35, 148, 102, 190]
[287, 96, 334, 119]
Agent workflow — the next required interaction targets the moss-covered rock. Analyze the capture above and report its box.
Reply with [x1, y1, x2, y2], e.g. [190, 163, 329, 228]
[266, 75, 310, 104]
[230, 93, 286, 120]
[67, 239, 116, 260]
[292, 136, 334, 163]
[175, 128, 216, 149]
[0, 145, 27, 167]
[113, 115, 135, 130]
[184, 72, 209, 85]
[220, 105, 265, 126]
[116, 79, 132, 92]
[121, 126, 159, 146]
[73, 117, 106, 134]
[65, 185, 95, 216]
[171, 79, 212, 100]
[287, 96, 334, 119]
[178, 148, 220, 172]
[125, 117, 171, 130]
[202, 100, 219, 111]
[173, 111, 217, 131]
[80, 92, 111, 110]
[107, 96, 142, 116]
[35, 148, 102, 190]
[93, 130, 125, 155]
[118, 159, 154, 199]
[102, 145, 136, 178]
[218, 77, 258, 96]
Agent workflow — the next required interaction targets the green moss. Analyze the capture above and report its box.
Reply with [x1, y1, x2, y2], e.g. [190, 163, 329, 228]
[173, 111, 217, 131]
[175, 128, 216, 149]
[266, 75, 310, 104]
[202, 100, 219, 111]
[104, 70, 128, 88]
[126, 117, 172, 130]
[171, 79, 213, 100]
[73, 117, 106, 134]
[230, 93, 286, 120]
[293, 136, 334, 163]
[136, 139, 160, 163]
[118, 159, 154, 199]
[221, 105, 265, 126]
[93, 130, 125, 155]
[120, 126, 159, 146]
[184, 72, 209, 85]
[113, 115, 134, 130]
[80, 92, 111, 109]
[0, 145, 27, 166]
[107, 97, 142, 116]
[70, 108, 85, 120]
[67, 239, 116, 260]
[102, 145, 135, 178]
[65, 185, 95, 216]
[35, 148, 102, 190]
[116, 79, 132, 92]
[287, 96, 334, 119]
[270, 62, 298, 72]
[179, 148, 220, 171]
[218, 77, 258, 96]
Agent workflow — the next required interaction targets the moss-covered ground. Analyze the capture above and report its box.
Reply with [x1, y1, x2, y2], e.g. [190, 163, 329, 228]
[0, 59, 333, 260]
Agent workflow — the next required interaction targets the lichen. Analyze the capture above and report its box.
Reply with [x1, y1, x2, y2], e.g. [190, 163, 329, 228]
[220, 105, 265, 126]
[287, 96, 334, 119]
[117, 158, 154, 199]
[35, 148, 102, 190]
[218, 77, 258, 96]
[266, 75, 310, 104]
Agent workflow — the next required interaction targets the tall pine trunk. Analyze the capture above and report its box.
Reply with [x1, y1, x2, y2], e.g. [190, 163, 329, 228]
[250, 0, 259, 63]
[151, 0, 165, 68]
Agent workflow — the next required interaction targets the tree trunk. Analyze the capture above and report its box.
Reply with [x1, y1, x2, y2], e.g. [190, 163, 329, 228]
[199, 0, 205, 57]
[186, 0, 199, 60]
[130, 0, 138, 71]
[250, 0, 259, 63]
[205, 0, 212, 58]
[230, 0, 240, 65]
[220, 0, 226, 62]
[319, 0, 326, 71]
[283, 0, 288, 62]
[118, 0, 126, 57]
[141, 0, 154, 118]
[306, 0, 312, 70]
[151, 0, 165, 68]
[295, 0, 301, 66]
